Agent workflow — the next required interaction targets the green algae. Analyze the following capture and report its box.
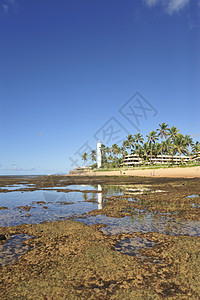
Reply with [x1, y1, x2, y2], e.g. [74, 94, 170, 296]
[0, 220, 200, 299]
[0, 175, 200, 299]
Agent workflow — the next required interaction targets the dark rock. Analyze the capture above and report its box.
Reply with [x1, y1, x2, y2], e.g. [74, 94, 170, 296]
[0, 234, 7, 241]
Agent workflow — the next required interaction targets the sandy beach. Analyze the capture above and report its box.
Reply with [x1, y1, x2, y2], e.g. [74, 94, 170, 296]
[75, 166, 200, 178]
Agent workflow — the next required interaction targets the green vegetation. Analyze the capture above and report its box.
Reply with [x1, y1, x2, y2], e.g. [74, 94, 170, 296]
[82, 152, 88, 166]
[1, 218, 200, 299]
[82, 123, 200, 169]
[93, 162, 200, 172]
[0, 176, 200, 299]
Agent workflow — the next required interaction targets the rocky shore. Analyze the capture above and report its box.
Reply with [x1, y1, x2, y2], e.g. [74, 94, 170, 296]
[0, 175, 200, 299]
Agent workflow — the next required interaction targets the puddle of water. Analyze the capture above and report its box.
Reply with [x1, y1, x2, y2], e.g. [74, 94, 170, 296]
[119, 185, 163, 195]
[0, 190, 100, 227]
[186, 194, 200, 198]
[66, 185, 97, 191]
[123, 188, 150, 196]
[128, 197, 140, 202]
[76, 213, 200, 236]
[0, 184, 127, 227]
[103, 185, 148, 196]
[115, 237, 161, 263]
[192, 203, 200, 208]
[127, 198, 152, 207]
[0, 184, 35, 191]
[42, 185, 97, 191]
[0, 234, 32, 267]
[0, 182, 200, 238]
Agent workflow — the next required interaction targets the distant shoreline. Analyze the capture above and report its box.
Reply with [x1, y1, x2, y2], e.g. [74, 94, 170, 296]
[69, 166, 200, 178]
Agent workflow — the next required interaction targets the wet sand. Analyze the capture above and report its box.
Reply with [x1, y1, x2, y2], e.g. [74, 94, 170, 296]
[0, 175, 200, 299]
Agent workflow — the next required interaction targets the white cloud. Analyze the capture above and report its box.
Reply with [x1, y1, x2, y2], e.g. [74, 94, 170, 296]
[2, 164, 36, 172]
[1, 0, 18, 14]
[144, 0, 159, 6]
[38, 132, 44, 137]
[11, 164, 23, 171]
[2, 4, 8, 13]
[7, 0, 16, 3]
[143, 0, 192, 14]
[167, 0, 190, 14]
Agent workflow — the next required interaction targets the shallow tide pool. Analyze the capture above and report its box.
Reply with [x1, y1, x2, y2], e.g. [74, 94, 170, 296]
[0, 183, 200, 238]
[0, 181, 200, 269]
[0, 188, 100, 227]
[76, 213, 200, 236]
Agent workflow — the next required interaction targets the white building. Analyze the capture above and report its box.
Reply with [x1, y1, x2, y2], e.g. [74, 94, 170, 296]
[97, 140, 101, 169]
[122, 153, 200, 167]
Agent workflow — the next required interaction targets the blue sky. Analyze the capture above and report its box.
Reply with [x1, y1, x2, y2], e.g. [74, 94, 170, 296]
[0, 0, 200, 175]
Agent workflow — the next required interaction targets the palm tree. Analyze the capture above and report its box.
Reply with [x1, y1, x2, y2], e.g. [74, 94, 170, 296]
[108, 153, 114, 166]
[171, 134, 189, 163]
[184, 135, 194, 152]
[153, 142, 161, 158]
[101, 144, 107, 168]
[165, 138, 172, 155]
[83, 124, 199, 169]
[192, 141, 200, 154]
[122, 149, 128, 159]
[157, 123, 169, 163]
[105, 146, 111, 156]
[168, 127, 180, 164]
[126, 135, 135, 153]
[121, 141, 129, 159]
[146, 131, 159, 164]
[90, 150, 96, 162]
[122, 140, 130, 153]
[111, 144, 121, 167]
[157, 123, 169, 141]
[111, 144, 120, 156]
[142, 142, 150, 163]
[82, 152, 88, 166]
[134, 133, 144, 157]
[169, 126, 180, 142]
[102, 146, 110, 166]
[160, 140, 166, 155]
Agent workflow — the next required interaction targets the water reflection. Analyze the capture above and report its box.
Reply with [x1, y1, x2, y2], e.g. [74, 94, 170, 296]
[98, 185, 103, 210]
[0, 183, 114, 227]
[0, 190, 99, 227]
[77, 212, 200, 237]
[115, 237, 161, 263]
[118, 185, 164, 195]
[123, 186, 150, 195]
[0, 184, 35, 191]
[186, 194, 200, 198]
[0, 234, 32, 267]
[1, 183, 200, 237]
[192, 203, 200, 208]
[42, 185, 97, 191]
